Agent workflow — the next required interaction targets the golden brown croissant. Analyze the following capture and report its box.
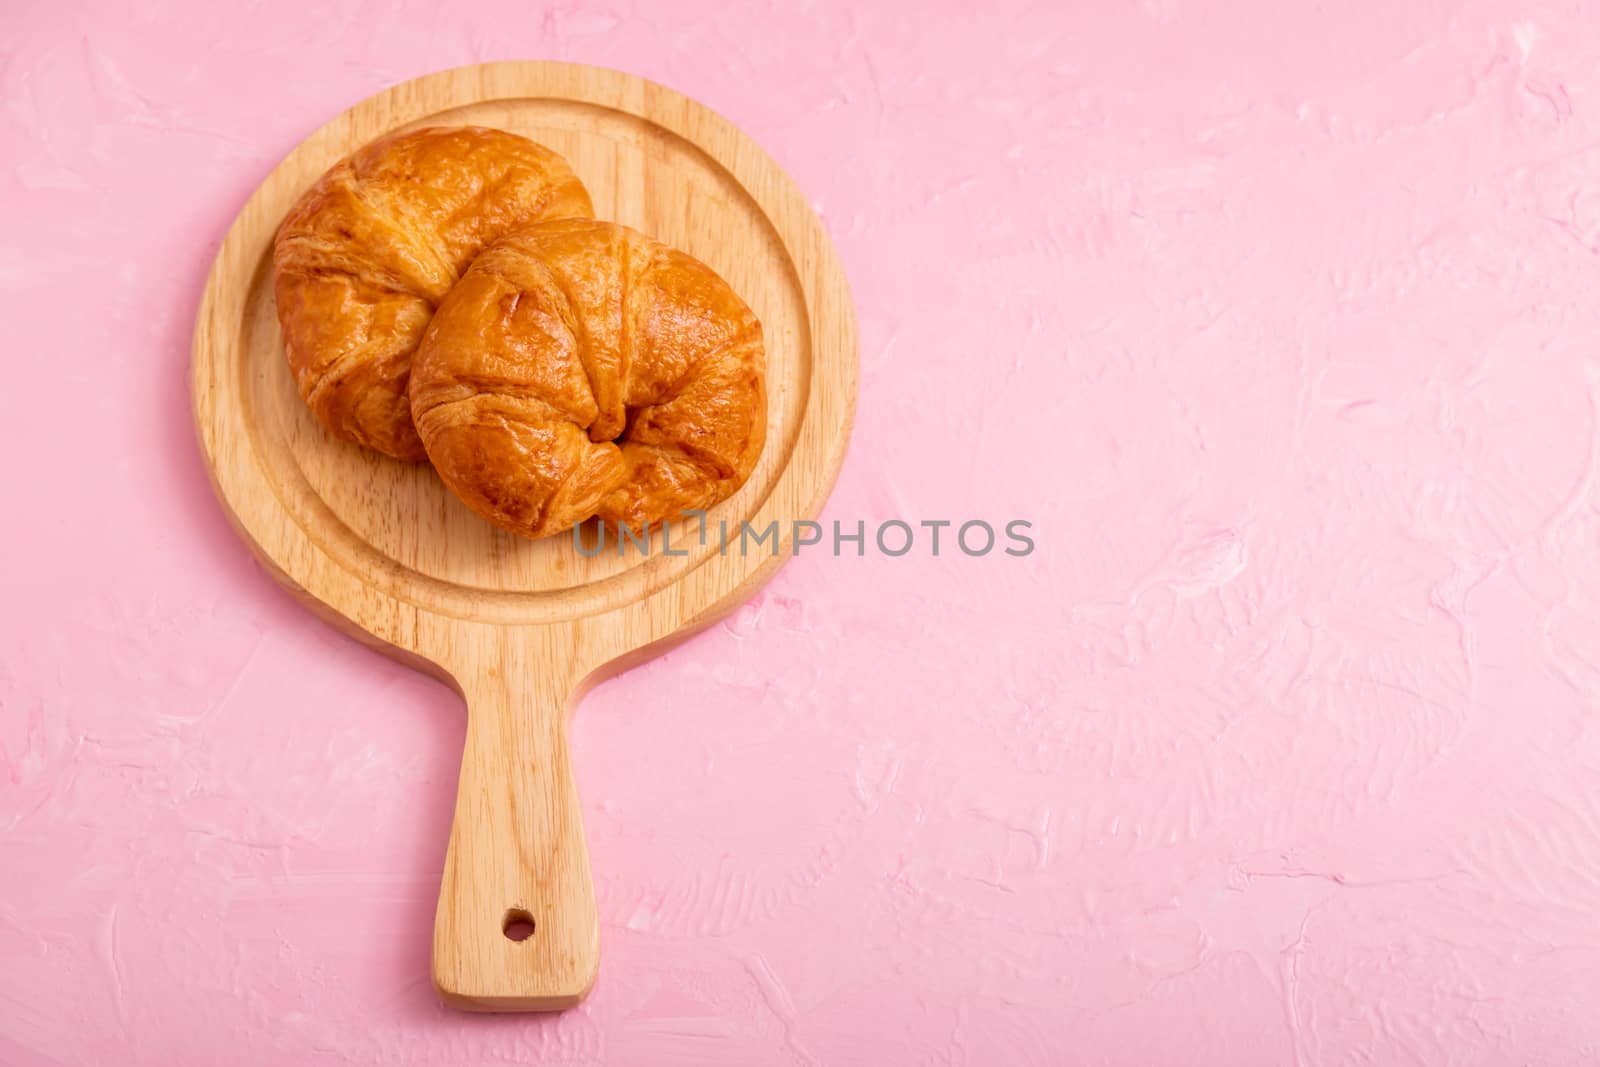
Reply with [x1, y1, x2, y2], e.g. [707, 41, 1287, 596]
[409, 218, 767, 539]
[272, 126, 594, 459]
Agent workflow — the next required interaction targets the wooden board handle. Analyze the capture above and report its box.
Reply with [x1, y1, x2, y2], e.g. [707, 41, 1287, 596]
[432, 653, 598, 1011]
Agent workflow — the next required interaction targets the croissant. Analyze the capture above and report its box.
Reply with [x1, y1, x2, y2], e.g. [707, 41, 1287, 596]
[409, 218, 767, 539]
[272, 126, 594, 459]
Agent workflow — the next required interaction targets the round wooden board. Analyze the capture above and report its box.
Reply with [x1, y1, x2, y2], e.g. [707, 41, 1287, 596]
[191, 63, 856, 1012]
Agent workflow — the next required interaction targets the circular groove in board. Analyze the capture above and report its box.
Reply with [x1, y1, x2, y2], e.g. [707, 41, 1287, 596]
[233, 96, 815, 624]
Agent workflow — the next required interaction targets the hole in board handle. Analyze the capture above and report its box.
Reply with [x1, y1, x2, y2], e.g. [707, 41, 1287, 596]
[502, 908, 536, 942]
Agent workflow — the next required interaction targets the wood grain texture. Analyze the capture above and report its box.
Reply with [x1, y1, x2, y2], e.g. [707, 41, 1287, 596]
[190, 62, 857, 1012]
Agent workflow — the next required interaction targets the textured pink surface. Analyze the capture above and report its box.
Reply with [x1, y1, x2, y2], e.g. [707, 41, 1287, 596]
[6, 0, 1600, 1063]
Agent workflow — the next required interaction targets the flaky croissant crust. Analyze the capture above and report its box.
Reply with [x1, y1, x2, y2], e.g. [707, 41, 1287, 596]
[272, 126, 594, 459]
[409, 218, 767, 539]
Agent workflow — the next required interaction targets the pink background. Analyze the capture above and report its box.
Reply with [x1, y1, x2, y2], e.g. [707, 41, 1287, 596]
[7, 0, 1600, 1063]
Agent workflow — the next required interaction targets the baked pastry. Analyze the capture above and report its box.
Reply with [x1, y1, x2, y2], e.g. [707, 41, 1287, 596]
[272, 126, 594, 459]
[409, 218, 766, 538]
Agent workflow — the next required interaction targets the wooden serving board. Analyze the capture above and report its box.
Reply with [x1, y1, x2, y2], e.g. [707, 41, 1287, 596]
[191, 62, 856, 1011]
